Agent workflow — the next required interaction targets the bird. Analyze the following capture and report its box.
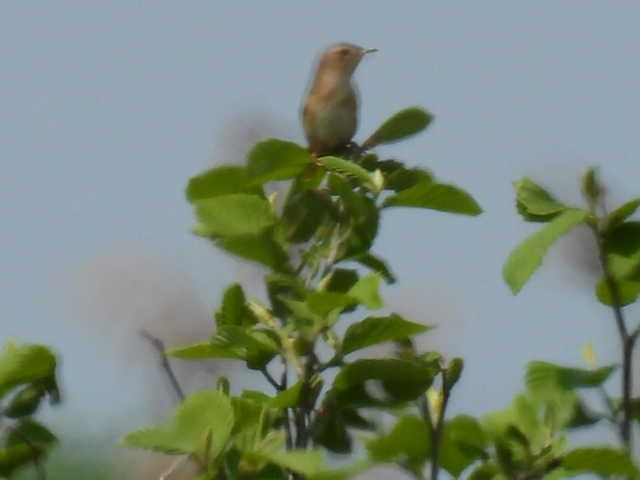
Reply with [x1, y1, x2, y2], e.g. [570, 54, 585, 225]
[302, 43, 377, 157]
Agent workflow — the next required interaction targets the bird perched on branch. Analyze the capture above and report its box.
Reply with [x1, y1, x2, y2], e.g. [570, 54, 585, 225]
[302, 43, 377, 156]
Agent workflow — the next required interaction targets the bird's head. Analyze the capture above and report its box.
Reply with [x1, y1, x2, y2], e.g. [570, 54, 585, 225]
[317, 43, 377, 77]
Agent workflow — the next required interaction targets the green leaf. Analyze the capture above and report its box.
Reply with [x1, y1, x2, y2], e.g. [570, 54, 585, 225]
[444, 357, 464, 391]
[595, 277, 640, 306]
[247, 139, 311, 183]
[186, 165, 261, 202]
[439, 415, 487, 477]
[307, 291, 357, 317]
[514, 178, 566, 221]
[503, 209, 589, 293]
[603, 221, 640, 258]
[384, 179, 482, 216]
[342, 314, 431, 355]
[0, 342, 56, 398]
[319, 156, 375, 189]
[320, 268, 359, 294]
[193, 194, 276, 237]
[6, 420, 56, 451]
[258, 449, 324, 477]
[0, 444, 38, 476]
[215, 284, 257, 327]
[121, 389, 234, 458]
[270, 381, 304, 408]
[354, 253, 396, 284]
[166, 341, 244, 360]
[581, 167, 601, 207]
[347, 274, 383, 310]
[363, 107, 433, 148]
[605, 198, 640, 232]
[282, 190, 334, 243]
[168, 326, 279, 369]
[367, 415, 430, 467]
[5, 384, 46, 418]
[562, 447, 639, 476]
[526, 361, 616, 393]
[217, 231, 289, 271]
[330, 359, 436, 406]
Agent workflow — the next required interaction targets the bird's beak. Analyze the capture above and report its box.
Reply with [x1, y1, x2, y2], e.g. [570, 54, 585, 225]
[362, 47, 378, 55]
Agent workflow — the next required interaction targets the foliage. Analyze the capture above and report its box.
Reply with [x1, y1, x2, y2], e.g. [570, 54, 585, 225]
[117, 105, 640, 480]
[0, 340, 60, 478]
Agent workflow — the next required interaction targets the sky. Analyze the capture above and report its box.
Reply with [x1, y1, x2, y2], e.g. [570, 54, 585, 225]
[2, 0, 640, 475]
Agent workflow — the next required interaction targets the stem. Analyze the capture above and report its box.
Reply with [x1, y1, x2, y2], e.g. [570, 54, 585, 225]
[140, 330, 185, 402]
[590, 218, 635, 450]
[430, 385, 450, 480]
[281, 357, 294, 450]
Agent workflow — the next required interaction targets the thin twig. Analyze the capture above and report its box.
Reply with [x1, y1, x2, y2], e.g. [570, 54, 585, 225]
[430, 384, 450, 480]
[261, 367, 283, 392]
[6, 425, 46, 480]
[281, 357, 293, 450]
[590, 221, 634, 448]
[140, 330, 185, 402]
[159, 455, 191, 480]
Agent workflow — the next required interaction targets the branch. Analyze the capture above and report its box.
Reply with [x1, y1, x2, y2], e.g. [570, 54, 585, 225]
[140, 330, 185, 402]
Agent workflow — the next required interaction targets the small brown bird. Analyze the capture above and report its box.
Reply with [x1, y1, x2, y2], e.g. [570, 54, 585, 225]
[302, 43, 377, 156]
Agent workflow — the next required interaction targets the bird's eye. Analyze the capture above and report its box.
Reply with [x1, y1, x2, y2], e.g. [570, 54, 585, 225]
[339, 48, 350, 57]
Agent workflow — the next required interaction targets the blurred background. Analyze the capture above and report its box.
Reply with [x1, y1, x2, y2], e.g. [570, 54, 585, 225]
[2, 1, 639, 477]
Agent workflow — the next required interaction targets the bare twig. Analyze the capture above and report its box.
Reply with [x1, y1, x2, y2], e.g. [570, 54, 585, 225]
[260, 367, 283, 392]
[140, 330, 185, 402]
[159, 455, 191, 480]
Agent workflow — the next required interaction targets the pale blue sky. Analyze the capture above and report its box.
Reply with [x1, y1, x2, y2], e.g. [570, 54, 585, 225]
[2, 1, 639, 472]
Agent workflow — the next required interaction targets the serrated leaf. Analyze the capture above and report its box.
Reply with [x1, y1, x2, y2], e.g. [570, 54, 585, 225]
[363, 107, 433, 148]
[605, 198, 640, 232]
[562, 447, 639, 476]
[121, 390, 234, 458]
[319, 156, 374, 188]
[0, 342, 56, 398]
[384, 180, 482, 216]
[342, 314, 431, 355]
[186, 165, 261, 202]
[503, 209, 589, 293]
[193, 194, 276, 238]
[367, 415, 430, 466]
[215, 284, 257, 327]
[514, 178, 566, 221]
[347, 274, 383, 310]
[247, 139, 311, 183]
